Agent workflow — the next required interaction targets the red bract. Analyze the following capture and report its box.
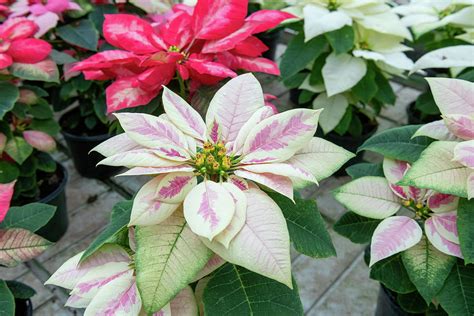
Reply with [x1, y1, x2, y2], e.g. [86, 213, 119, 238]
[0, 17, 52, 69]
[70, 1, 293, 113]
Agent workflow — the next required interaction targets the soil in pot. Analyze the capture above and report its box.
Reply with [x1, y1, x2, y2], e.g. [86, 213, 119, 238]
[407, 102, 440, 125]
[60, 109, 121, 179]
[14, 298, 33, 316]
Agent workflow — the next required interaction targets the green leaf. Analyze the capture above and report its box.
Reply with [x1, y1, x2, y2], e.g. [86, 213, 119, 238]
[358, 125, 434, 163]
[374, 71, 396, 105]
[396, 291, 429, 314]
[370, 253, 416, 294]
[203, 263, 304, 316]
[346, 162, 384, 179]
[84, 116, 97, 130]
[0, 280, 15, 316]
[334, 212, 381, 244]
[35, 152, 56, 173]
[5, 137, 33, 165]
[333, 106, 352, 136]
[280, 32, 326, 79]
[0, 203, 56, 232]
[93, 95, 108, 124]
[6, 281, 36, 299]
[298, 90, 315, 104]
[309, 52, 328, 86]
[352, 66, 378, 103]
[80, 200, 132, 262]
[0, 161, 19, 183]
[71, 75, 92, 92]
[324, 25, 354, 54]
[0, 82, 19, 120]
[49, 49, 77, 65]
[415, 91, 440, 115]
[56, 20, 99, 51]
[268, 192, 336, 258]
[28, 101, 53, 119]
[402, 236, 456, 304]
[89, 4, 118, 35]
[283, 72, 307, 89]
[437, 261, 474, 316]
[11, 59, 59, 83]
[135, 211, 212, 313]
[29, 118, 60, 136]
[457, 198, 474, 264]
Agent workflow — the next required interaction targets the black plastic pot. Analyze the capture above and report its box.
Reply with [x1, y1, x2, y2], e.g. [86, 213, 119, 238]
[407, 102, 440, 125]
[258, 30, 282, 61]
[35, 162, 68, 242]
[15, 298, 33, 316]
[376, 286, 423, 316]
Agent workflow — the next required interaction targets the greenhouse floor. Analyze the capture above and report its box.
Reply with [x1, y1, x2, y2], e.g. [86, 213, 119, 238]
[0, 70, 421, 316]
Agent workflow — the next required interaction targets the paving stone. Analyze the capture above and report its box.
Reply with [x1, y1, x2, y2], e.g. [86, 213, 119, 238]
[34, 299, 77, 316]
[0, 264, 28, 282]
[307, 255, 379, 316]
[309, 177, 352, 223]
[110, 174, 150, 196]
[65, 175, 111, 212]
[292, 228, 365, 312]
[382, 87, 421, 125]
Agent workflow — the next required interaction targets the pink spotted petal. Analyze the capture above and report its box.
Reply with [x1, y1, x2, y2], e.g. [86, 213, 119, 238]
[1, 18, 38, 40]
[7, 38, 51, 64]
[231, 36, 268, 57]
[427, 192, 459, 213]
[31, 12, 59, 37]
[443, 114, 474, 140]
[425, 217, 463, 258]
[117, 165, 193, 177]
[431, 212, 459, 244]
[232, 106, 274, 155]
[23, 130, 56, 152]
[0, 53, 13, 69]
[232, 55, 280, 76]
[183, 181, 236, 240]
[454, 140, 474, 168]
[169, 286, 198, 316]
[227, 175, 249, 191]
[383, 158, 409, 185]
[205, 74, 265, 143]
[192, 254, 226, 282]
[91, 133, 142, 158]
[370, 216, 422, 267]
[162, 86, 206, 141]
[242, 109, 321, 164]
[201, 22, 256, 53]
[69, 50, 140, 73]
[234, 169, 294, 201]
[98, 148, 182, 168]
[0, 181, 15, 223]
[187, 58, 237, 80]
[389, 184, 409, 200]
[130, 176, 180, 226]
[106, 77, 159, 113]
[238, 163, 317, 185]
[245, 10, 295, 34]
[155, 172, 197, 203]
[427, 78, 474, 116]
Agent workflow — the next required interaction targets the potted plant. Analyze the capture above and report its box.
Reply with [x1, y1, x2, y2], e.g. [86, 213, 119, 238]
[279, 0, 413, 170]
[45, 73, 355, 315]
[333, 77, 474, 315]
[0, 17, 68, 242]
[0, 197, 57, 315]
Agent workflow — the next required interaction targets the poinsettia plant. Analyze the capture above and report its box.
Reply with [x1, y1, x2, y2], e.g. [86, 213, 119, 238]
[0, 201, 57, 314]
[280, 0, 413, 137]
[68, 0, 293, 113]
[46, 74, 355, 315]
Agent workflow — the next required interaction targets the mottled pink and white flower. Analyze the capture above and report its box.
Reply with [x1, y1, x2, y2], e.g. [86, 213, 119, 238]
[0, 180, 15, 223]
[92, 74, 353, 286]
[335, 158, 462, 266]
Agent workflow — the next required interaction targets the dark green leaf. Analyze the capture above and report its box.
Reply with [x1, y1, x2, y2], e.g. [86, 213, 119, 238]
[85, 116, 97, 130]
[280, 32, 326, 79]
[35, 152, 56, 173]
[457, 68, 474, 82]
[334, 212, 381, 244]
[0, 203, 56, 232]
[352, 66, 378, 104]
[0, 82, 19, 120]
[59, 82, 77, 100]
[298, 90, 315, 104]
[93, 95, 108, 124]
[11, 103, 27, 119]
[374, 71, 396, 105]
[415, 91, 440, 115]
[21, 85, 48, 98]
[333, 106, 352, 136]
[80, 200, 133, 262]
[28, 102, 53, 120]
[49, 49, 77, 65]
[29, 119, 60, 136]
[6, 281, 36, 299]
[347, 113, 363, 137]
[309, 52, 328, 85]
[71, 75, 92, 92]
[18, 156, 37, 177]
[283, 72, 308, 89]
[396, 291, 429, 314]
[268, 192, 336, 258]
[89, 4, 118, 35]
[56, 20, 99, 51]
[346, 162, 384, 179]
[358, 125, 434, 163]
[203, 263, 304, 316]
[0, 161, 19, 183]
[0, 280, 15, 316]
[457, 198, 474, 264]
[370, 254, 416, 294]
[324, 25, 354, 54]
[5, 137, 33, 164]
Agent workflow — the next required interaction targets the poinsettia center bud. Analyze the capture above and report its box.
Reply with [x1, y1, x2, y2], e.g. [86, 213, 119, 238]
[402, 199, 432, 220]
[327, 0, 339, 11]
[168, 45, 181, 53]
[193, 141, 235, 179]
[359, 41, 370, 50]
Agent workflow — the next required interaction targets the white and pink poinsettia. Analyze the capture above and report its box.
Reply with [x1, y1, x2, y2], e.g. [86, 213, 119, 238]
[92, 74, 353, 286]
[0, 180, 15, 222]
[335, 158, 462, 267]
[411, 78, 474, 199]
[46, 242, 199, 316]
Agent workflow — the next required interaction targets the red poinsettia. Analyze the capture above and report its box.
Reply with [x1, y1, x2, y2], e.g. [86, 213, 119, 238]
[70, 0, 293, 113]
[0, 17, 52, 69]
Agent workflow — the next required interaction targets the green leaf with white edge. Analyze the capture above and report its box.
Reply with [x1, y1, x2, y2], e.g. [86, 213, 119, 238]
[6, 281, 36, 299]
[0, 82, 19, 120]
[396, 291, 429, 314]
[399, 141, 469, 198]
[457, 198, 474, 263]
[5, 137, 33, 165]
[324, 25, 354, 55]
[280, 32, 326, 79]
[135, 210, 212, 314]
[346, 162, 384, 180]
[0, 228, 52, 267]
[312, 92, 348, 134]
[11, 59, 59, 83]
[358, 125, 434, 163]
[0, 203, 56, 232]
[334, 212, 381, 244]
[49, 49, 77, 65]
[333, 176, 400, 219]
[203, 263, 304, 316]
[80, 200, 132, 262]
[352, 65, 378, 104]
[0, 161, 19, 183]
[370, 253, 416, 294]
[0, 280, 15, 316]
[437, 260, 474, 316]
[56, 19, 99, 51]
[268, 192, 336, 258]
[411, 45, 474, 74]
[402, 235, 456, 304]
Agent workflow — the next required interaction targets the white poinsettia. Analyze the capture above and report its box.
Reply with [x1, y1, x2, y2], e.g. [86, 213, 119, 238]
[394, 0, 474, 38]
[90, 74, 354, 287]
